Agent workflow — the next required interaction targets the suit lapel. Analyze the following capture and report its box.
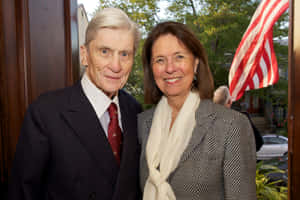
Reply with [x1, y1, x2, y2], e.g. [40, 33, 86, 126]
[116, 92, 140, 175]
[119, 93, 137, 165]
[178, 100, 216, 164]
[61, 83, 119, 174]
[112, 92, 141, 199]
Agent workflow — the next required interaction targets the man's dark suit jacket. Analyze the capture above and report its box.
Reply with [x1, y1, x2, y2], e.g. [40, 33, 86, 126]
[8, 82, 142, 200]
[240, 111, 264, 152]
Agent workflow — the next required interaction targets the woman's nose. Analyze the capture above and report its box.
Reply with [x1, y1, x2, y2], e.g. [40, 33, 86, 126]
[165, 57, 176, 73]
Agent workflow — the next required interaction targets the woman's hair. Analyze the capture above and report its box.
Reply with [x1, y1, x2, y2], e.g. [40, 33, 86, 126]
[142, 21, 214, 104]
[85, 8, 140, 52]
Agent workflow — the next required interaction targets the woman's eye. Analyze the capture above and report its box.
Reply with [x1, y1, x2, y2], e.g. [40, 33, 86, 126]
[121, 51, 128, 57]
[155, 58, 165, 64]
[176, 54, 184, 59]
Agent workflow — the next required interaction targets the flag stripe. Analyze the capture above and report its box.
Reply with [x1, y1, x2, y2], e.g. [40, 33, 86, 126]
[253, 74, 260, 89]
[261, 43, 271, 84]
[261, 57, 269, 86]
[269, 31, 279, 83]
[256, 65, 264, 88]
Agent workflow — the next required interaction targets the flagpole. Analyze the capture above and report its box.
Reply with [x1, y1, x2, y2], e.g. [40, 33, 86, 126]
[288, 0, 300, 199]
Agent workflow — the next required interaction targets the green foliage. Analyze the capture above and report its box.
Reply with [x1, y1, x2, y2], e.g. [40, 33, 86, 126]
[94, 0, 160, 34]
[256, 161, 288, 200]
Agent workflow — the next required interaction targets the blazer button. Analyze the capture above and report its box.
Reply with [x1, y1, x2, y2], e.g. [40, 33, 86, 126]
[89, 192, 96, 200]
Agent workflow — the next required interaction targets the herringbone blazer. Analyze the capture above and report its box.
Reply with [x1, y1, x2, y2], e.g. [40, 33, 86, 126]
[138, 100, 257, 200]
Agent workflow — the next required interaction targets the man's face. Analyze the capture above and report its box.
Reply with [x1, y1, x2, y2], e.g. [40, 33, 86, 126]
[81, 28, 134, 98]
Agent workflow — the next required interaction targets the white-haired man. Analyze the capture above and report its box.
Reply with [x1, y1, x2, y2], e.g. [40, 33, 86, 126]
[8, 8, 142, 200]
[213, 85, 233, 108]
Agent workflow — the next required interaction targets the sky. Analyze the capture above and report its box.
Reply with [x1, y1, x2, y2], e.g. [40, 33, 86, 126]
[77, 0, 99, 20]
[77, 0, 168, 21]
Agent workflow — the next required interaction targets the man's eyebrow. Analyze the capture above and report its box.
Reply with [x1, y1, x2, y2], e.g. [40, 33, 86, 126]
[96, 45, 111, 49]
[96, 45, 133, 52]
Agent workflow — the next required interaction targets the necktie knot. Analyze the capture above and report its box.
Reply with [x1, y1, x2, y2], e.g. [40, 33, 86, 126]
[108, 103, 118, 118]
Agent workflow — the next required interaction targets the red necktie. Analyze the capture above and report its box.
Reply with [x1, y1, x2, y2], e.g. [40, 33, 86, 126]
[107, 103, 122, 165]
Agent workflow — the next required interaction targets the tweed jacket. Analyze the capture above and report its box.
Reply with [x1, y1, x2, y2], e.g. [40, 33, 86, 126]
[138, 100, 257, 200]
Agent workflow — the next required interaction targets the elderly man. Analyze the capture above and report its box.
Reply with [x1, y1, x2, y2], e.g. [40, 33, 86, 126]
[8, 8, 142, 200]
[213, 85, 263, 152]
[213, 85, 232, 108]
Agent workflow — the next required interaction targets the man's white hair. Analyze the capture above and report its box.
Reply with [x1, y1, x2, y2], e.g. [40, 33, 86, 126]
[85, 8, 140, 52]
[213, 85, 231, 105]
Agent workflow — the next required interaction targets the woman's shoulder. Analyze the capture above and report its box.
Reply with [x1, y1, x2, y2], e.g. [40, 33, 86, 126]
[198, 100, 249, 125]
[138, 106, 156, 122]
[209, 101, 252, 136]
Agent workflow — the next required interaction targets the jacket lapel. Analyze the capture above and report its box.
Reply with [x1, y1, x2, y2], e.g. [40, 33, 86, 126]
[61, 83, 119, 174]
[118, 93, 137, 167]
[178, 100, 216, 164]
[112, 92, 141, 199]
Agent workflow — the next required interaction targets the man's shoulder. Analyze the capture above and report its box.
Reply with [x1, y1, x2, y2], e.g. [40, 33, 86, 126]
[30, 83, 80, 111]
[119, 89, 142, 111]
[119, 89, 137, 102]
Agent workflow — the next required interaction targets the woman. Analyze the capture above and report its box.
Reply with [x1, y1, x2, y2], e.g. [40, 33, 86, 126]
[138, 21, 257, 200]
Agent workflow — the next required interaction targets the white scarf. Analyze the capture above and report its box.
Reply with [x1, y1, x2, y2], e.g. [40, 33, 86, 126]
[143, 91, 200, 200]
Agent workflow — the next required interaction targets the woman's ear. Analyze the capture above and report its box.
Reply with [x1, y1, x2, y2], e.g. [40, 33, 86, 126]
[80, 45, 88, 66]
[194, 58, 200, 73]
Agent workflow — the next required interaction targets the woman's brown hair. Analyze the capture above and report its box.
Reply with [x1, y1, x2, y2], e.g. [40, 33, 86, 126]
[142, 21, 214, 104]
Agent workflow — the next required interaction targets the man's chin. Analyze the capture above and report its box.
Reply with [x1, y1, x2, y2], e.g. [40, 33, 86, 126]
[102, 86, 122, 98]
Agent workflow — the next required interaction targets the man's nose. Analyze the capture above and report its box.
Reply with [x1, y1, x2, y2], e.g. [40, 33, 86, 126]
[110, 54, 122, 72]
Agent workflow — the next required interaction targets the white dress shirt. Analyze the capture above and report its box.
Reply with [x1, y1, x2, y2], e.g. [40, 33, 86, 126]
[81, 73, 123, 137]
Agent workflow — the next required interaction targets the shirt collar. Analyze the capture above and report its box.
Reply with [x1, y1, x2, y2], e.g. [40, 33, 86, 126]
[81, 72, 120, 118]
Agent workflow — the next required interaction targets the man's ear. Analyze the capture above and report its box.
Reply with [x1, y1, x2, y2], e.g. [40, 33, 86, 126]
[226, 99, 233, 108]
[80, 45, 88, 66]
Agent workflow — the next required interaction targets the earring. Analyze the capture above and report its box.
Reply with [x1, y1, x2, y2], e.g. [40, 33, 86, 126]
[192, 73, 197, 89]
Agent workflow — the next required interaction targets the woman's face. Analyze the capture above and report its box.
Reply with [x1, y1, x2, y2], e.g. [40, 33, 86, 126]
[151, 34, 199, 100]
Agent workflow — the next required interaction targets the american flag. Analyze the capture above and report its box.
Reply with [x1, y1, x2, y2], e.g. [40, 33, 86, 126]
[228, 0, 289, 101]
